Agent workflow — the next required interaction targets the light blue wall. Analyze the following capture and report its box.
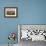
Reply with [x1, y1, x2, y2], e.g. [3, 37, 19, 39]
[0, 0, 46, 44]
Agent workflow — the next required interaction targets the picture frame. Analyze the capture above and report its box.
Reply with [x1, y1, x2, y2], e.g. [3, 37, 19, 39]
[4, 7, 18, 18]
[18, 24, 46, 42]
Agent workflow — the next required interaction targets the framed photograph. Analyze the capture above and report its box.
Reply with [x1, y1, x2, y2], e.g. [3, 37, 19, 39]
[4, 7, 18, 18]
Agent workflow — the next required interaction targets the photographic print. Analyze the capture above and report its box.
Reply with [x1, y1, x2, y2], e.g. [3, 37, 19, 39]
[4, 7, 18, 18]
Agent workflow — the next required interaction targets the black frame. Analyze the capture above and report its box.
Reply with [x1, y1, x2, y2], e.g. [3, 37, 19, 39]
[4, 7, 18, 18]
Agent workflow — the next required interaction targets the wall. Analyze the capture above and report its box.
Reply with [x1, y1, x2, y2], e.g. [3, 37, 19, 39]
[0, 0, 46, 44]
